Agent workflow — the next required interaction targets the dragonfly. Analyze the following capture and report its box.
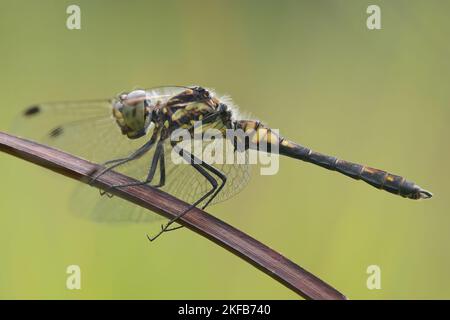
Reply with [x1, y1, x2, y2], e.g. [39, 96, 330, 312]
[13, 85, 432, 241]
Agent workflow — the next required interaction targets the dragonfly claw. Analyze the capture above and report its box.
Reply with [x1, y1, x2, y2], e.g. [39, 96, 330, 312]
[146, 230, 163, 242]
[99, 189, 114, 198]
[145, 223, 171, 242]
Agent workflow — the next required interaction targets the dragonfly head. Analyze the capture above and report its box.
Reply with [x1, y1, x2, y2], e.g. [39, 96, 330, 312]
[112, 90, 154, 139]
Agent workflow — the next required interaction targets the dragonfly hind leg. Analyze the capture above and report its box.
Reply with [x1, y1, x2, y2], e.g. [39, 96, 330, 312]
[147, 146, 227, 242]
[163, 153, 227, 234]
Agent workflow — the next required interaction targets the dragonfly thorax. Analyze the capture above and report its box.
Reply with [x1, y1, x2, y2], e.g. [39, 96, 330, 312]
[112, 90, 153, 140]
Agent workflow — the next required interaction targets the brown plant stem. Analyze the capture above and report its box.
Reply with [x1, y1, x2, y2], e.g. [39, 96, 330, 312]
[0, 131, 346, 300]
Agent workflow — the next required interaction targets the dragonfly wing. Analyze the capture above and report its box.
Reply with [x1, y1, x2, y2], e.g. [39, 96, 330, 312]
[12, 100, 165, 224]
[161, 159, 252, 206]
[159, 135, 252, 207]
[69, 184, 165, 224]
[11, 100, 148, 162]
[102, 132, 252, 214]
[11, 87, 252, 224]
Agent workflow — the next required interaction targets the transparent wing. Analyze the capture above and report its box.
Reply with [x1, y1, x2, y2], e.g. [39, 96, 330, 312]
[159, 139, 252, 206]
[67, 112, 245, 223]
[11, 99, 165, 223]
[11, 91, 252, 224]
[115, 119, 252, 207]
[67, 134, 251, 224]
[70, 183, 163, 224]
[10, 85, 193, 161]
[11, 99, 146, 162]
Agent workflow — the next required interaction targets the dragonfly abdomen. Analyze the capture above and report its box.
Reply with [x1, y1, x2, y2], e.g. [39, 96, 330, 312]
[279, 139, 432, 200]
[232, 119, 431, 199]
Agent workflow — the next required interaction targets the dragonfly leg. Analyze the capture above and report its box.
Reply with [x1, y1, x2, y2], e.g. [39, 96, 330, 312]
[163, 160, 226, 233]
[166, 155, 228, 231]
[152, 143, 166, 188]
[147, 146, 225, 241]
[147, 170, 215, 241]
[103, 141, 165, 192]
[198, 161, 227, 210]
[96, 151, 150, 198]
[90, 132, 158, 196]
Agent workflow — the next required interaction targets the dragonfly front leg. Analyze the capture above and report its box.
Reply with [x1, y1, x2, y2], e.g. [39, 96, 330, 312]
[152, 144, 166, 188]
[90, 131, 159, 196]
[103, 140, 166, 194]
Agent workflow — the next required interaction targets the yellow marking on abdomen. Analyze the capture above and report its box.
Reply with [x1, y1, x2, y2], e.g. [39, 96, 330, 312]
[171, 109, 187, 121]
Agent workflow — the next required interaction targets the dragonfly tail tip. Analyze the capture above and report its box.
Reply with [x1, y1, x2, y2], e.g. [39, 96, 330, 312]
[418, 188, 433, 200]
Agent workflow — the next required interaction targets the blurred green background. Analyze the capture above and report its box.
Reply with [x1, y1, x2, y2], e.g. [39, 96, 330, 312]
[0, 0, 449, 299]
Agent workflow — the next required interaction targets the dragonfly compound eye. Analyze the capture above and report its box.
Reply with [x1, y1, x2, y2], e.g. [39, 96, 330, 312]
[112, 90, 150, 139]
[124, 90, 146, 105]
